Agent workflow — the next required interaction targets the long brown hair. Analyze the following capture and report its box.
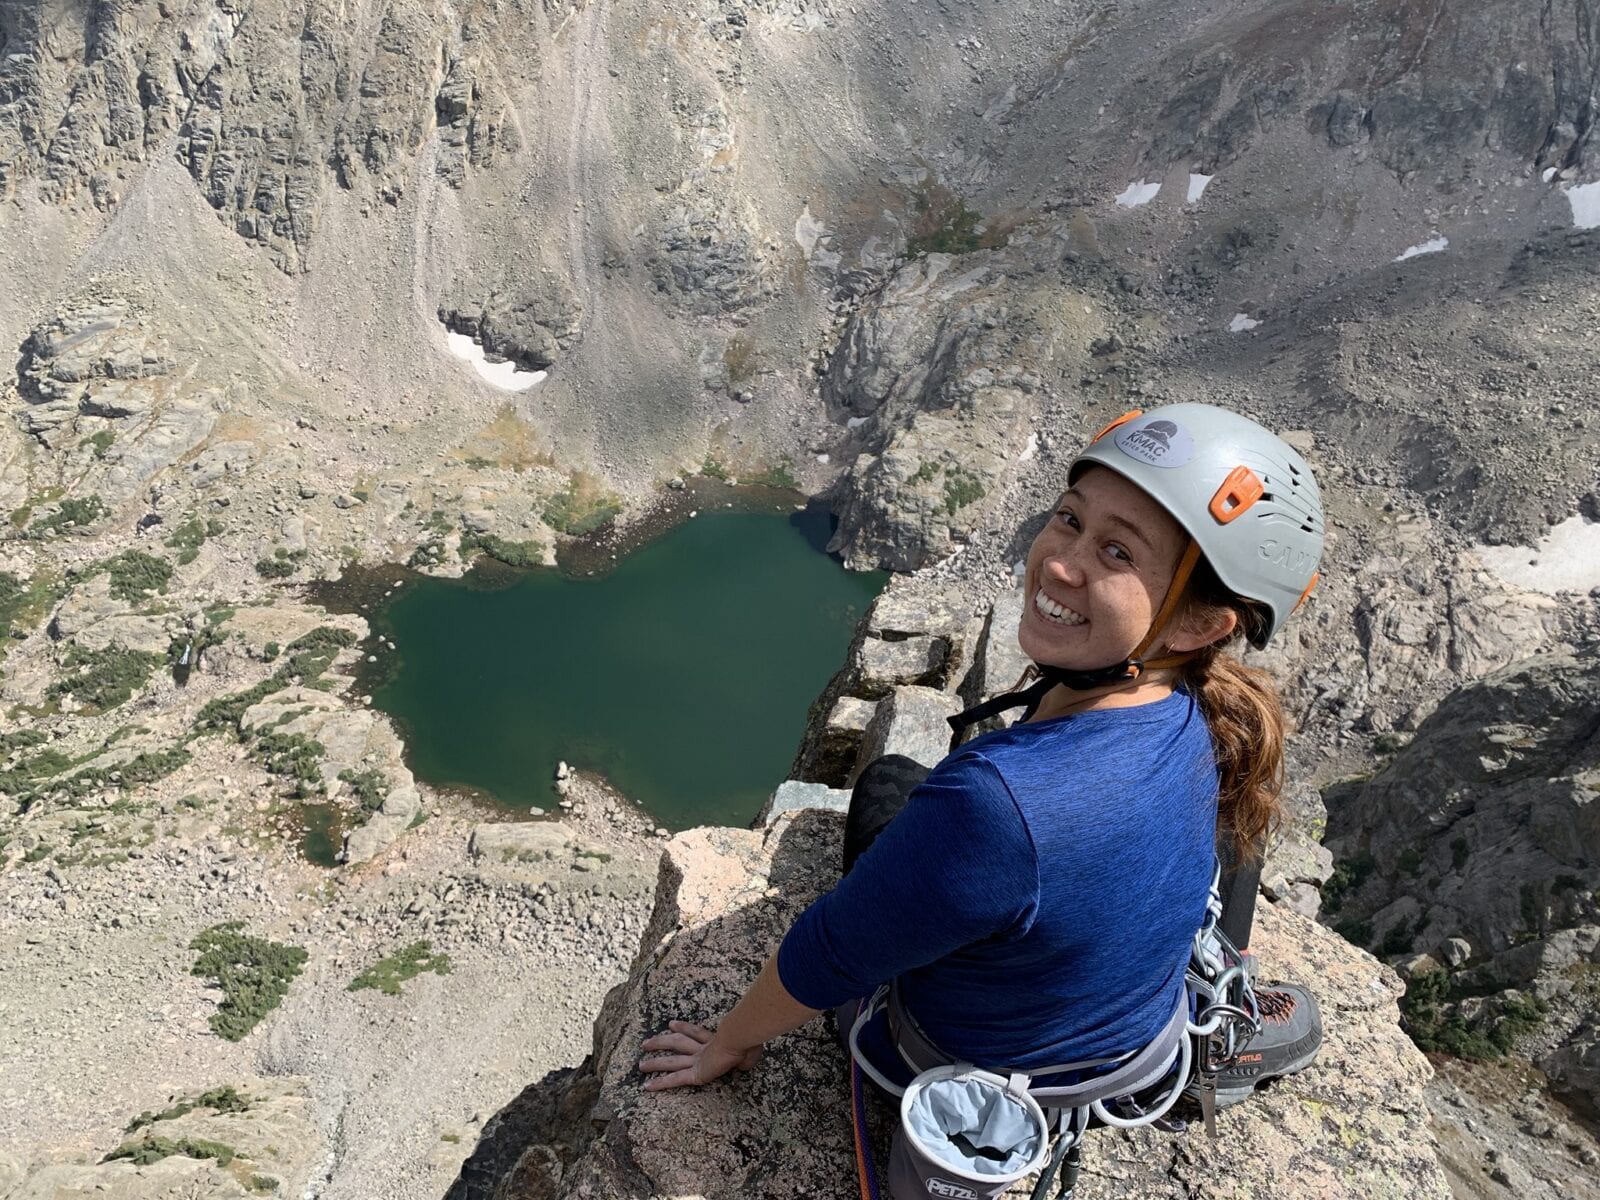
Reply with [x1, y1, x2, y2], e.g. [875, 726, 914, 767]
[1174, 556, 1286, 866]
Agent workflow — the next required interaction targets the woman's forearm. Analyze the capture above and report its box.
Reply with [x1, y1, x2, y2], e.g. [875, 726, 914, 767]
[710, 955, 820, 1053]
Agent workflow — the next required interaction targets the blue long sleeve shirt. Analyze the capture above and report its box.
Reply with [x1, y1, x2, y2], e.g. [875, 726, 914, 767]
[777, 689, 1219, 1070]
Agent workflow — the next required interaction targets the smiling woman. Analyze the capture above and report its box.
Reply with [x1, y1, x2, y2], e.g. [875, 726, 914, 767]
[361, 507, 885, 828]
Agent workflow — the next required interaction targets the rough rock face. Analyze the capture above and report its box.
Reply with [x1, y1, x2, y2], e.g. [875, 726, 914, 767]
[825, 254, 1084, 571]
[11, 296, 228, 510]
[0, 0, 527, 269]
[239, 685, 422, 863]
[1325, 653, 1600, 1110]
[450, 809, 1450, 1199]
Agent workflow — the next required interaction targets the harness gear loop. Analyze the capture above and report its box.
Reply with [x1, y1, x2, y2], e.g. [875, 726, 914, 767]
[947, 539, 1204, 750]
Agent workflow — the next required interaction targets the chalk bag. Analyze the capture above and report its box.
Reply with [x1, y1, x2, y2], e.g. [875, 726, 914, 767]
[888, 1065, 1051, 1200]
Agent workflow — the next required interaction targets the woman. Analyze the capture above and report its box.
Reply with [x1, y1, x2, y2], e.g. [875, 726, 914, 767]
[638, 404, 1324, 1153]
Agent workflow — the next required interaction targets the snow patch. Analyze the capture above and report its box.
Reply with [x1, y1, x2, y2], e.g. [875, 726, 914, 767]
[795, 204, 826, 259]
[1476, 515, 1600, 595]
[1229, 314, 1261, 333]
[1563, 180, 1600, 229]
[1114, 180, 1161, 208]
[444, 330, 546, 391]
[1186, 174, 1213, 203]
[1395, 235, 1448, 261]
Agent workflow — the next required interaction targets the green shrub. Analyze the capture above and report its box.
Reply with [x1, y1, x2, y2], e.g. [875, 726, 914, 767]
[1320, 851, 1375, 915]
[255, 548, 307, 579]
[104, 1136, 236, 1167]
[348, 940, 452, 995]
[126, 1086, 250, 1133]
[189, 922, 308, 1041]
[942, 467, 986, 515]
[262, 642, 281, 661]
[542, 476, 622, 536]
[194, 627, 355, 735]
[81, 430, 116, 458]
[47, 644, 164, 713]
[90, 550, 173, 602]
[338, 768, 389, 813]
[165, 516, 218, 565]
[1400, 970, 1548, 1061]
[908, 460, 940, 485]
[700, 456, 729, 480]
[905, 182, 992, 257]
[459, 532, 545, 568]
[253, 732, 326, 798]
[26, 494, 108, 538]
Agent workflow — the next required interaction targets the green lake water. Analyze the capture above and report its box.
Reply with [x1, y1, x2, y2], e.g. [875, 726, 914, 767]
[362, 506, 885, 829]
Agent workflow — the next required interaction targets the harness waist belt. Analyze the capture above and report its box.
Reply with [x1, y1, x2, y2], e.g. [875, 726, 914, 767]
[885, 979, 1189, 1108]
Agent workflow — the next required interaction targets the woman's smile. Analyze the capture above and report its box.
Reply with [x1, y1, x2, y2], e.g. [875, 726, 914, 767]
[1016, 465, 1189, 672]
[1032, 588, 1087, 626]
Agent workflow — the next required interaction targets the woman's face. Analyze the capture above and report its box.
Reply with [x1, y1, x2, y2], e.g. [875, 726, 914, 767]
[1017, 465, 1191, 671]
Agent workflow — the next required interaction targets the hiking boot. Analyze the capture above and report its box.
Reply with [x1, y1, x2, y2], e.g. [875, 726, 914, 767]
[1214, 983, 1322, 1108]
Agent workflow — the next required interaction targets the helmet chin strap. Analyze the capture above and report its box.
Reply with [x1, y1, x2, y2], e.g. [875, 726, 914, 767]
[947, 540, 1202, 749]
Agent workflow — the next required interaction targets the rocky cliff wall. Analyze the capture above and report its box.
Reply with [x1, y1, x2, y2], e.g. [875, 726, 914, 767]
[1325, 652, 1600, 1114]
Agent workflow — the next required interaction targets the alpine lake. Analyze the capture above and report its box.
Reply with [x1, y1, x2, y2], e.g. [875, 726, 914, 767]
[304, 482, 885, 861]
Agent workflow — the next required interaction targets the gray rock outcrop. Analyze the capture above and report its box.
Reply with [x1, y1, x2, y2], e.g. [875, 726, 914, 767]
[449, 810, 1451, 1199]
[240, 686, 421, 864]
[1325, 653, 1600, 1109]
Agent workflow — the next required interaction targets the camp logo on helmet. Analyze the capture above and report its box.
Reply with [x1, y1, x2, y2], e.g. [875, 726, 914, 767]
[926, 1180, 979, 1199]
[1114, 418, 1196, 468]
[1259, 538, 1316, 577]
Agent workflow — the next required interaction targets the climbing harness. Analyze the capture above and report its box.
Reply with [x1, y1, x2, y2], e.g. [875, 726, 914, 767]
[847, 861, 1263, 1200]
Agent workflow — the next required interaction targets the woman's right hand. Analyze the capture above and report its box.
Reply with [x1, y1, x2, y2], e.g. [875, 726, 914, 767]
[639, 1019, 763, 1091]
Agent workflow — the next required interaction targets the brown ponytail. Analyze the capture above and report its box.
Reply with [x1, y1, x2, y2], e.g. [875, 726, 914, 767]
[1175, 558, 1287, 866]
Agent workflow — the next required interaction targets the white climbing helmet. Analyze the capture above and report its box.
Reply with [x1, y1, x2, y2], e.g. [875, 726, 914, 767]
[1069, 404, 1324, 648]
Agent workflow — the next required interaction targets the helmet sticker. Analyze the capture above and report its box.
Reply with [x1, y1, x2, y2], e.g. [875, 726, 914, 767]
[1114, 418, 1196, 468]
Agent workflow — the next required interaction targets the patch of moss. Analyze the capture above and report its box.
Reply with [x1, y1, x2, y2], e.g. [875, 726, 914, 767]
[348, 940, 452, 995]
[723, 335, 759, 384]
[908, 460, 941, 486]
[742, 457, 798, 490]
[47, 643, 165, 713]
[699, 456, 730, 480]
[0, 571, 65, 658]
[189, 921, 309, 1041]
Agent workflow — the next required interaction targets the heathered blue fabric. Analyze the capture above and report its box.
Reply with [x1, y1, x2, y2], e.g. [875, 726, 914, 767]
[778, 689, 1218, 1070]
